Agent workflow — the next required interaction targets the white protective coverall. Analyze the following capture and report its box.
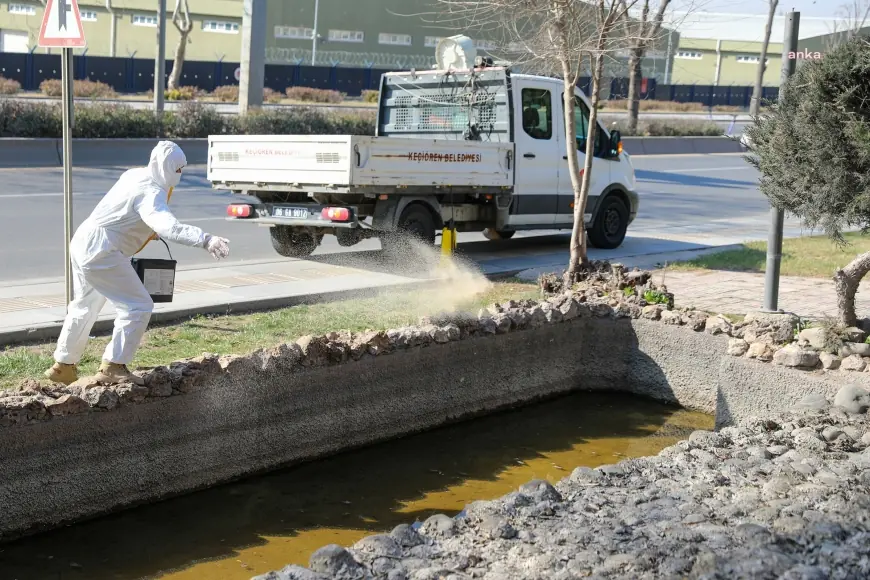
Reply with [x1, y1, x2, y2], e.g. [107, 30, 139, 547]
[53, 141, 227, 368]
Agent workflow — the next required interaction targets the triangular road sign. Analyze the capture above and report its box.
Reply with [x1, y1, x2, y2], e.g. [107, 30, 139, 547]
[38, 0, 87, 48]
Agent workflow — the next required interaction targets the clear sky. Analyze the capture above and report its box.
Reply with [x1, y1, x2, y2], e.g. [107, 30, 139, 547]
[672, 0, 840, 19]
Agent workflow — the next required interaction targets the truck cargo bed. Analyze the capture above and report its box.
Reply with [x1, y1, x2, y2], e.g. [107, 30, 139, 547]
[207, 135, 514, 192]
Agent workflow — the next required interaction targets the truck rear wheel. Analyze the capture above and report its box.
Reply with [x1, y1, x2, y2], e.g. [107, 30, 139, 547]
[588, 196, 629, 250]
[270, 226, 318, 258]
[381, 204, 436, 258]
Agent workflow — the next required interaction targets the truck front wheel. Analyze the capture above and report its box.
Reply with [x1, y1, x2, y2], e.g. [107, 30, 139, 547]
[270, 226, 319, 259]
[381, 204, 437, 257]
[588, 196, 629, 250]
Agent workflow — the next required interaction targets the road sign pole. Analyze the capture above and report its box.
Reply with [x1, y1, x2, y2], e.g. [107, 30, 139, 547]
[61, 47, 74, 306]
[39, 0, 86, 307]
[762, 11, 800, 313]
[154, 0, 166, 113]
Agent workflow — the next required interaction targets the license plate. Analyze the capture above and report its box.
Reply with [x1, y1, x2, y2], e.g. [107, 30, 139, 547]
[273, 207, 308, 219]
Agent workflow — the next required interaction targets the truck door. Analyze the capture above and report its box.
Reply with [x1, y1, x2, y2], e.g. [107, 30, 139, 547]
[509, 80, 561, 226]
[556, 92, 613, 228]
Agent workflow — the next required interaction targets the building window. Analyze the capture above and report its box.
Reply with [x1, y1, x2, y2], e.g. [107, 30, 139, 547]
[132, 14, 158, 27]
[329, 29, 364, 43]
[424, 36, 443, 48]
[203, 20, 239, 34]
[8, 3, 36, 15]
[379, 33, 411, 46]
[275, 25, 313, 39]
[676, 51, 702, 59]
[736, 55, 766, 63]
[80, 10, 98, 22]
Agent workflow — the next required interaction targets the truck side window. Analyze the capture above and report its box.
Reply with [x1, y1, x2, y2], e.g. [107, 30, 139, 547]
[521, 88, 552, 140]
[568, 94, 606, 156]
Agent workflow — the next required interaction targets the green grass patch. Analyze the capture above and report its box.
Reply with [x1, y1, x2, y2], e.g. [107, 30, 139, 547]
[0, 281, 539, 391]
[670, 232, 870, 278]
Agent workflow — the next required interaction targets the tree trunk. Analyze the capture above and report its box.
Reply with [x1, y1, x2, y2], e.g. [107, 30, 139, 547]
[834, 250, 870, 327]
[565, 54, 605, 285]
[626, 51, 642, 134]
[750, 0, 778, 116]
[167, 31, 189, 91]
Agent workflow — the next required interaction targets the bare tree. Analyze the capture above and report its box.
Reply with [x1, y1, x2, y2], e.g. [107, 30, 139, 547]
[617, 0, 672, 134]
[168, 0, 193, 91]
[435, 0, 640, 281]
[825, 0, 870, 50]
[749, 0, 778, 117]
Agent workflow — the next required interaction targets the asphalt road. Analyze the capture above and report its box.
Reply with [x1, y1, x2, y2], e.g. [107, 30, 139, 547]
[0, 152, 776, 285]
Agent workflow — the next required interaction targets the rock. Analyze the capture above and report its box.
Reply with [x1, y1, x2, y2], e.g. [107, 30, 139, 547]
[747, 342, 777, 361]
[773, 344, 820, 369]
[727, 338, 750, 357]
[820, 353, 841, 370]
[843, 327, 867, 343]
[419, 514, 456, 538]
[84, 387, 119, 410]
[642, 305, 662, 320]
[840, 342, 870, 357]
[480, 516, 517, 540]
[519, 480, 562, 503]
[492, 314, 512, 334]
[540, 301, 563, 323]
[841, 354, 867, 372]
[296, 336, 331, 367]
[478, 317, 498, 335]
[251, 566, 329, 580]
[558, 297, 580, 320]
[114, 385, 149, 405]
[308, 545, 364, 577]
[685, 312, 707, 332]
[743, 311, 801, 344]
[44, 394, 89, 417]
[430, 326, 450, 344]
[391, 524, 423, 548]
[705, 315, 732, 336]
[145, 367, 173, 397]
[352, 534, 402, 558]
[798, 327, 829, 350]
[834, 385, 870, 414]
[660, 310, 684, 325]
[793, 393, 830, 412]
[822, 427, 844, 442]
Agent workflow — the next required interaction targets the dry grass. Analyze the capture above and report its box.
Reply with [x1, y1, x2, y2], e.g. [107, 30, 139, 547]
[0, 281, 539, 391]
[670, 233, 870, 278]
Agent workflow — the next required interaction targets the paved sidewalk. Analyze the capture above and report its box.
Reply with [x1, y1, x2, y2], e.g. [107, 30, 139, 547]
[660, 270, 868, 319]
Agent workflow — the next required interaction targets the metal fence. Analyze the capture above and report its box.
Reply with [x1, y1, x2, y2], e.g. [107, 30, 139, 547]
[0, 52, 779, 106]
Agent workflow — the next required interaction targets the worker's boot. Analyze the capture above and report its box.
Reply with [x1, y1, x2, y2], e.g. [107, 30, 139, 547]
[95, 362, 145, 386]
[43, 363, 78, 386]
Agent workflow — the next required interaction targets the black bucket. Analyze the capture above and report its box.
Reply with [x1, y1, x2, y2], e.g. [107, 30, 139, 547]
[131, 239, 177, 303]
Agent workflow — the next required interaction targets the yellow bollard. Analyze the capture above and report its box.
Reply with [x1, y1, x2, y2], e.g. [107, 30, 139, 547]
[439, 225, 457, 269]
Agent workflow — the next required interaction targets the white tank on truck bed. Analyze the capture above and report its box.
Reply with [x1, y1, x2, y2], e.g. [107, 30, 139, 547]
[207, 134, 514, 193]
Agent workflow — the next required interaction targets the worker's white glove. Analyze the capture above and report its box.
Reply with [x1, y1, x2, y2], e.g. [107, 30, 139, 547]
[204, 235, 230, 260]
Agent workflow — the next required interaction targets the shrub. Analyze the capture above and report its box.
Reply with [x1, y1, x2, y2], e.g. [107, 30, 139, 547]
[164, 86, 201, 101]
[0, 99, 61, 138]
[361, 90, 379, 104]
[212, 85, 239, 102]
[604, 116, 723, 137]
[285, 86, 344, 104]
[165, 101, 229, 138]
[0, 76, 22, 95]
[235, 108, 375, 136]
[72, 105, 162, 139]
[263, 87, 282, 104]
[39, 78, 116, 98]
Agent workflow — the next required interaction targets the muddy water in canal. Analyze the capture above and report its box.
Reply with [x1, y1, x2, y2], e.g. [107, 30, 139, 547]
[0, 392, 712, 580]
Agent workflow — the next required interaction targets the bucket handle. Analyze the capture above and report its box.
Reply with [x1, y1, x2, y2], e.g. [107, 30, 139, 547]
[157, 237, 175, 261]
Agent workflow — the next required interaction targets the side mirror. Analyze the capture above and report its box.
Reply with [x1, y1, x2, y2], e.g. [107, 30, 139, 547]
[609, 130, 623, 158]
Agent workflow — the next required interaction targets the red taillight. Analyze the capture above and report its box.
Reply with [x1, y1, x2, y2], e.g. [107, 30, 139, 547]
[227, 204, 252, 218]
[321, 207, 350, 221]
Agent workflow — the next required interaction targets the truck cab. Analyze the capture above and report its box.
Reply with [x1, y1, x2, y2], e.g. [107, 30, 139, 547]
[209, 61, 638, 259]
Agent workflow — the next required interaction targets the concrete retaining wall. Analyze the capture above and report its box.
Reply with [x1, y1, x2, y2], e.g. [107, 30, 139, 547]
[0, 314, 859, 543]
[0, 136, 744, 168]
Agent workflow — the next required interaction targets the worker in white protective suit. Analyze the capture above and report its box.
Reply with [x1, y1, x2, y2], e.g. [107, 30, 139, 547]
[44, 141, 230, 386]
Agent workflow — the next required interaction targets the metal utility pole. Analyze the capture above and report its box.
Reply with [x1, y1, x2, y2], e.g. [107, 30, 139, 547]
[154, 0, 167, 112]
[61, 47, 74, 305]
[762, 10, 799, 313]
[239, 0, 266, 114]
[312, 0, 320, 66]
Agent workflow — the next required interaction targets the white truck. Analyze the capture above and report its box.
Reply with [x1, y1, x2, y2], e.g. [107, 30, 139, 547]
[208, 59, 639, 259]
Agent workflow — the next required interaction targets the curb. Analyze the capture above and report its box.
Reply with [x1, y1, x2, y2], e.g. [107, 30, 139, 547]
[0, 136, 747, 169]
